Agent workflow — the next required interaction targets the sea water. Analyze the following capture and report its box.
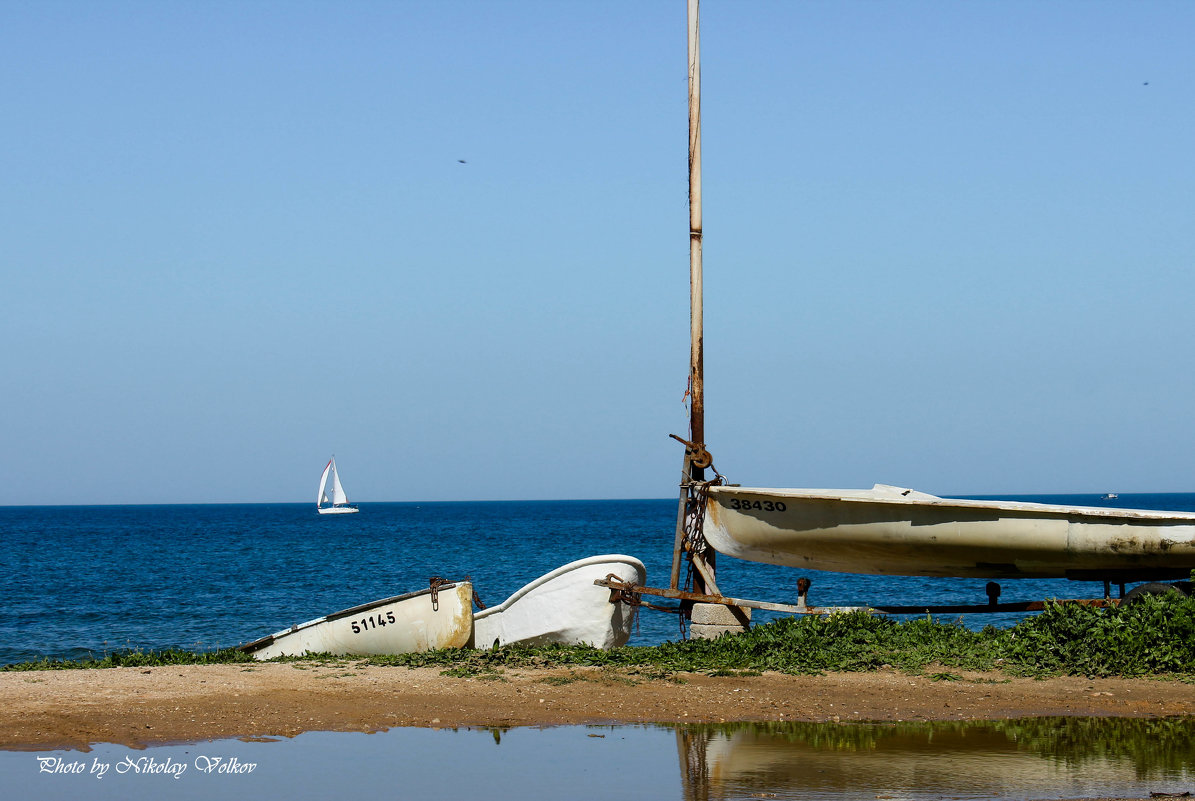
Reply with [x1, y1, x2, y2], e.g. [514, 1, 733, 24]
[4, 718, 1193, 801]
[2, 494, 1194, 664]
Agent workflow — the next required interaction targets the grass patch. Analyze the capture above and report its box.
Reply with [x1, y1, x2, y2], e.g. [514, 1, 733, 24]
[709, 669, 764, 677]
[1, 647, 257, 671]
[5, 594, 1195, 679]
[928, 672, 964, 682]
[537, 674, 581, 686]
[440, 666, 479, 678]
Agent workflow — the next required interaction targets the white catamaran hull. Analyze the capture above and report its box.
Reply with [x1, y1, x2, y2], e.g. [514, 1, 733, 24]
[704, 485, 1195, 580]
[241, 582, 473, 659]
[472, 555, 646, 649]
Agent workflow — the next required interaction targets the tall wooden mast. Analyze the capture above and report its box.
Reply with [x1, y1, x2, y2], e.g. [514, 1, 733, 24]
[669, 0, 717, 597]
[687, 0, 704, 469]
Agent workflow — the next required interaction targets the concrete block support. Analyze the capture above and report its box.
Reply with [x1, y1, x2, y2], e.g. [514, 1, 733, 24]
[689, 602, 751, 639]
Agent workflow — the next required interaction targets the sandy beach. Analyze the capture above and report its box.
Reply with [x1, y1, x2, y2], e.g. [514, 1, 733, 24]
[3, 663, 1192, 751]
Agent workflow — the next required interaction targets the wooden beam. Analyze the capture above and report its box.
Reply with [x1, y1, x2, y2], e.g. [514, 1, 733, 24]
[596, 580, 1121, 616]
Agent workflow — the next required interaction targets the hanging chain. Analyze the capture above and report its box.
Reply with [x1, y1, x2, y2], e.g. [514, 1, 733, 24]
[673, 435, 724, 584]
[681, 478, 718, 564]
[602, 573, 679, 639]
[669, 436, 725, 639]
[461, 574, 486, 610]
[428, 576, 450, 611]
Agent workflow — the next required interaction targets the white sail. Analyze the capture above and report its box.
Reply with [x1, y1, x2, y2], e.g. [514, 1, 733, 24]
[328, 462, 348, 505]
[317, 456, 359, 514]
[317, 460, 333, 505]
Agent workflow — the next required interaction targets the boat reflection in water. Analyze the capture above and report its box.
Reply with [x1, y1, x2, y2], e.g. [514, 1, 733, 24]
[676, 717, 1195, 801]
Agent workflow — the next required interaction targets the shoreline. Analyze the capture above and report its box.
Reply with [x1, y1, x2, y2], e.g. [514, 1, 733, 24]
[3, 663, 1193, 751]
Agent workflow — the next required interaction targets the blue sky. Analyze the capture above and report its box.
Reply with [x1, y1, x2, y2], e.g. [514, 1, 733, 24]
[3, 1, 1193, 505]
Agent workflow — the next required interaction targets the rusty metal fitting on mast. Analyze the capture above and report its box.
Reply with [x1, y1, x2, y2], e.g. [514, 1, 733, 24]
[669, 433, 713, 471]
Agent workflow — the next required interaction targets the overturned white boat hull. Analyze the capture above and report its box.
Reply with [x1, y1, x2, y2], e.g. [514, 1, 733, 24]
[241, 581, 473, 659]
[473, 555, 646, 649]
[705, 485, 1195, 581]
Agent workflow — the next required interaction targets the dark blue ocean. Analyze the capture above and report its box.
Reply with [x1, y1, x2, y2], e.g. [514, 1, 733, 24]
[3, 494, 1194, 666]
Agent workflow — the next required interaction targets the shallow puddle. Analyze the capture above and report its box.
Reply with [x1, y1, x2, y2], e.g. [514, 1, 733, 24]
[3, 717, 1192, 800]
[677, 717, 1195, 800]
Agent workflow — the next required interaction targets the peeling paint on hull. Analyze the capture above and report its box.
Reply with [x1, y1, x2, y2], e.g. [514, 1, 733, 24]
[241, 582, 474, 659]
[706, 485, 1195, 579]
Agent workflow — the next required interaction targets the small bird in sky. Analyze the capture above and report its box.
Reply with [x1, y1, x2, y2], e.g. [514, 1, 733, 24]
[458, 159, 467, 164]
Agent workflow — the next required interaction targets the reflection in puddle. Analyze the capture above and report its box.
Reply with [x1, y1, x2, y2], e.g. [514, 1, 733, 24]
[677, 718, 1195, 801]
[2, 717, 1191, 801]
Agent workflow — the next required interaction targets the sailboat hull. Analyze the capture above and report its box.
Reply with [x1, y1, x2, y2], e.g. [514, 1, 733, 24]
[704, 485, 1195, 580]
[240, 582, 473, 659]
[317, 505, 359, 515]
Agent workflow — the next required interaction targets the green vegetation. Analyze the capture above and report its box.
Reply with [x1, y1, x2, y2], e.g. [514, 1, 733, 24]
[1, 647, 257, 671]
[5, 593, 1194, 678]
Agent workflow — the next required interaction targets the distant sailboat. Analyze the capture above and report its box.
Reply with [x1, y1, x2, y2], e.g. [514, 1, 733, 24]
[317, 456, 359, 515]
